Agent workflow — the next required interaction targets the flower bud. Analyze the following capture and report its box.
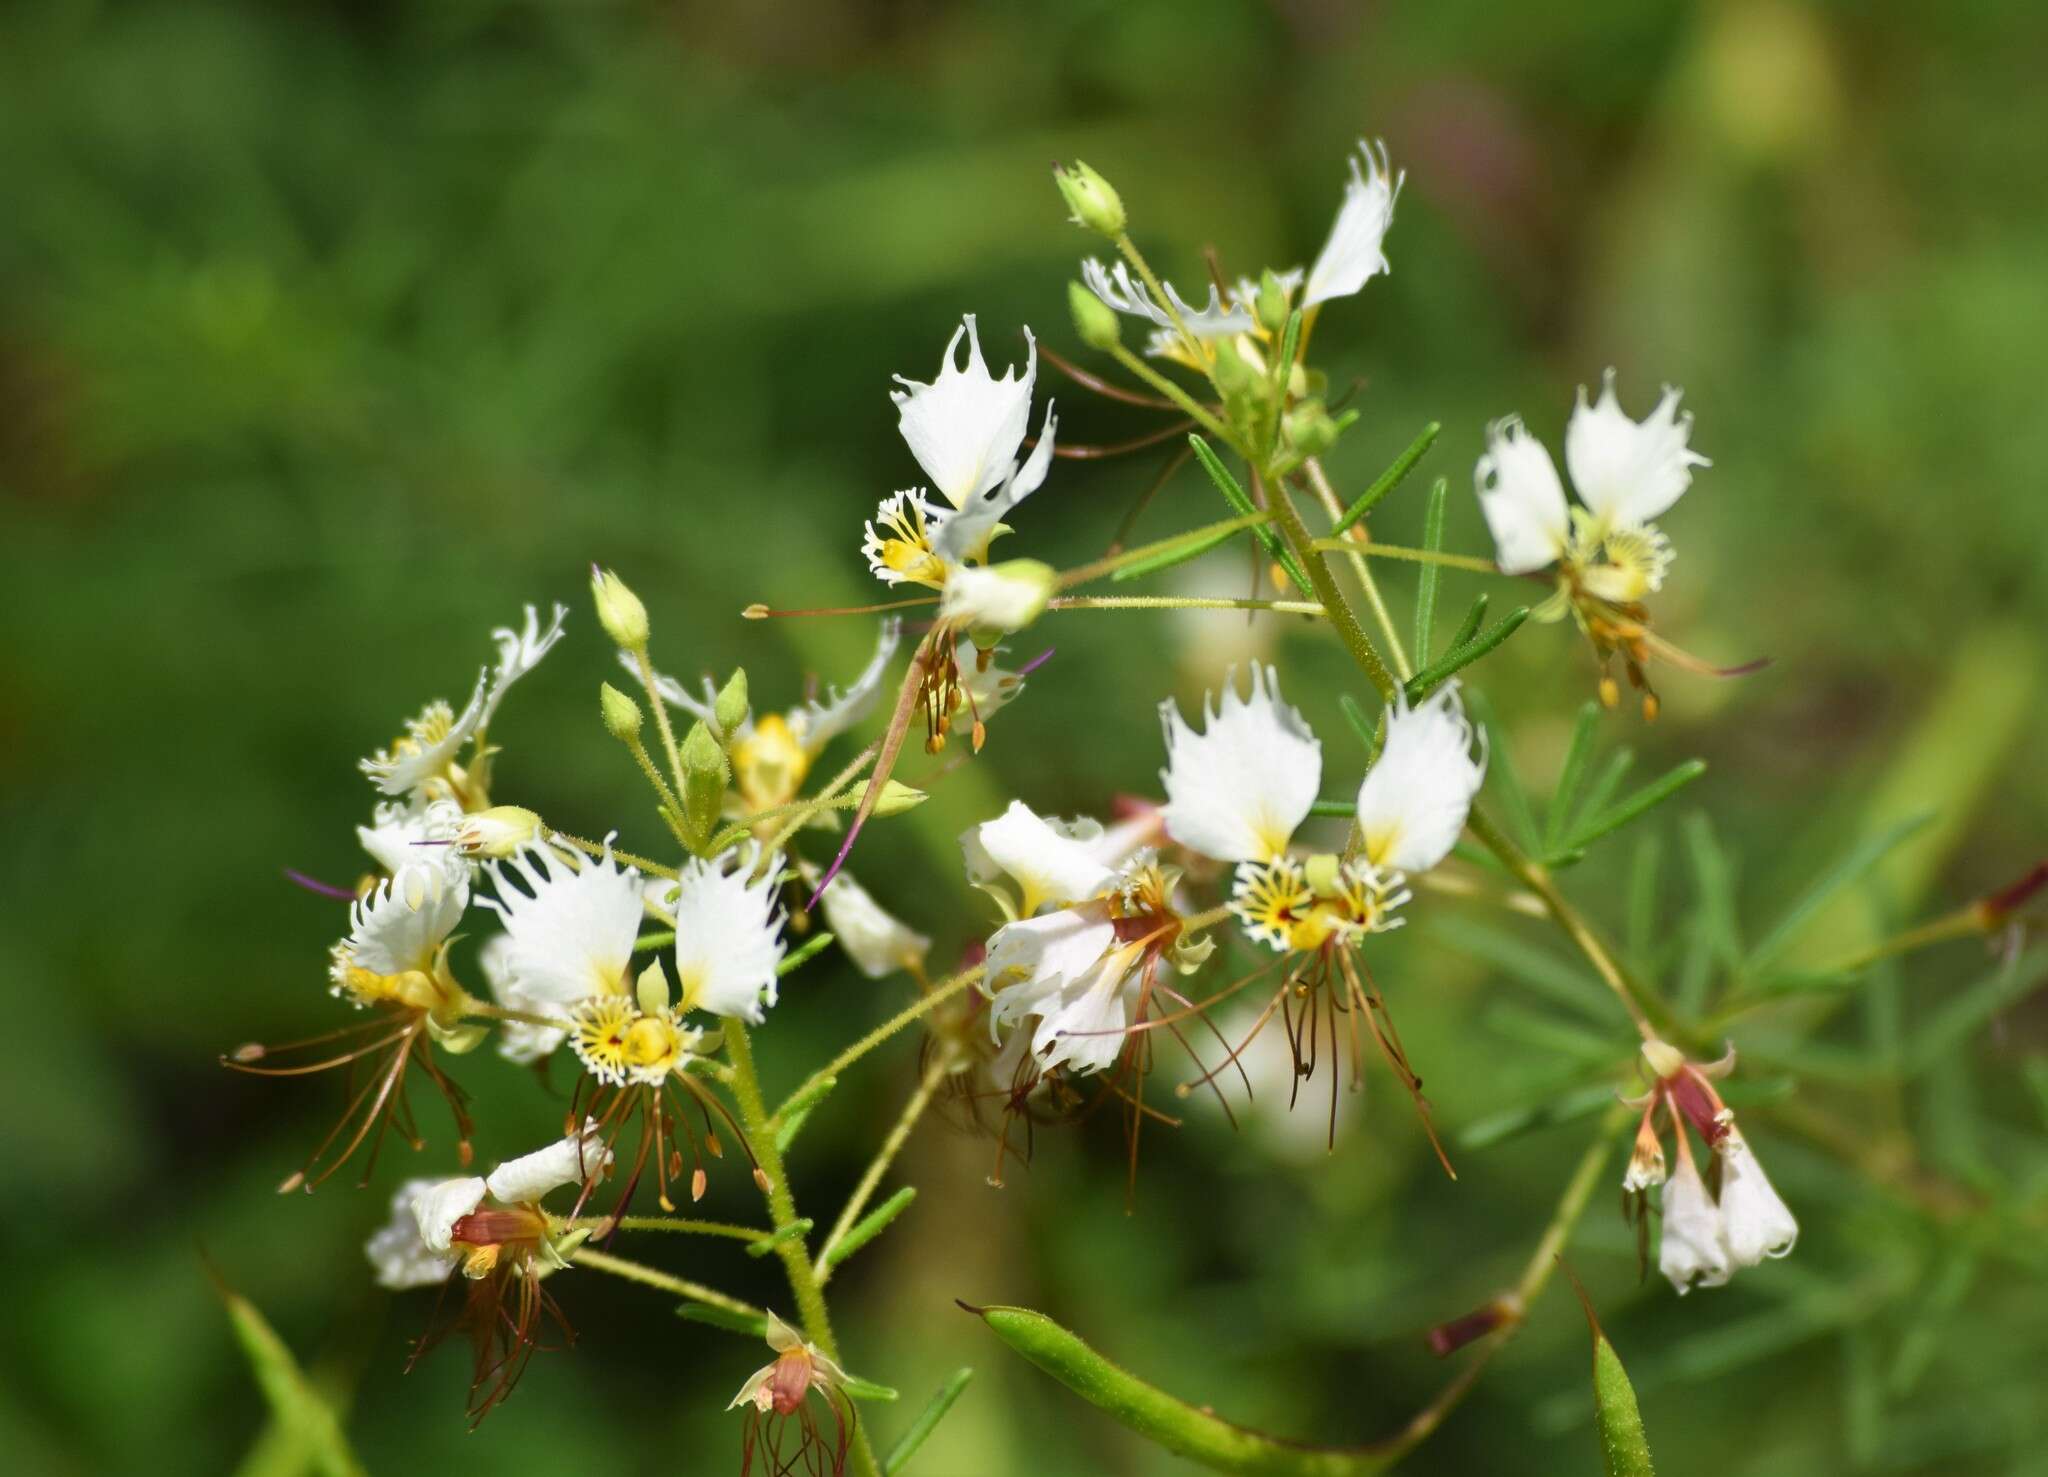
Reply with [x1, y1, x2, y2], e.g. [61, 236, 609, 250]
[680, 720, 728, 841]
[871, 780, 928, 818]
[1283, 398, 1340, 456]
[937, 559, 1056, 634]
[1640, 1038, 1685, 1080]
[600, 682, 644, 741]
[1211, 338, 1259, 398]
[591, 565, 650, 648]
[714, 668, 750, 738]
[1067, 279, 1122, 351]
[1053, 160, 1126, 237]
[1255, 267, 1292, 336]
[455, 805, 542, 858]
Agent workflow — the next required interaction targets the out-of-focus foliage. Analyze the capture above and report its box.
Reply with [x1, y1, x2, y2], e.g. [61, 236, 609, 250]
[1, 1, 2043, 1473]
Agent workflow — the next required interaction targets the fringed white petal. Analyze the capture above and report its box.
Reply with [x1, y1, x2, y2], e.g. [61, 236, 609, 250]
[627, 652, 723, 730]
[861, 489, 949, 588]
[1564, 371, 1709, 530]
[1080, 257, 1255, 337]
[931, 402, 1058, 567]
[786, 618, 901, 753]
[365, 1179, 459, 1289]
[817, 871, 930, 980]
[1303, 139, 1402, 307]
[990, 924, 1144, 1078]
[478, 842, 643, 1008]
[969, 801, 1122, 913]
[484, 1120, 611, 1205]
[890, 315, 1036, 510]
[477, 932, 570, 1064]
[1474, 417, 1572, 574]
[1158, 665, 1321, 863]
[339, 861, 469, 977]
[1354, 681, 1485, 874]
[357, 797, 468, 885]
[937, 560, 1054, 634]
[412, 1175, 488, 1255]
[359, 672, 488, 797]
[477, 602, 569, 730]
[672, 846, 787, 1023]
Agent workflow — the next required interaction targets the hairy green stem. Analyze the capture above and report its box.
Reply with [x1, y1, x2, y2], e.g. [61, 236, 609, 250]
[1048, 595, 1324, 615]
[771, 966, 984, 1129]
[1302, 458, 1412, 681]
[1259, 470, 1398, 702]
[571, 1246, 764, 1320]
[816, 1046, 955, 1283]
[1107, 343, 1232, 442]
[1307, 538, 1502, 575]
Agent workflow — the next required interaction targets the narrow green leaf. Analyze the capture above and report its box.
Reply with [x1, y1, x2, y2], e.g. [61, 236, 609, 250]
[820, 1186, 918, 1272]
[883, 1368, 976, 1475]
[1567, 761, 1708, 852]
[841, 1374, 900, 1403]
[1110, 521, 1248, 583]
[1545, 703, 1604, 857]
[1337, 693, 1384, 762]
[1572, 749, 1635, 837]
[1481, 1003, 1630, 1061]
[676, 1302, 770, 1340]
[1445, 591, 1488, 654]
[779, 930, 836, 976]
[1332, 421, 1441, 534]
[1464, 690, 1540, 853]
[1187, 435, 1312, 594]
[1411, 477, 1447, 662]
[1624, 832, 1664, 986]
[1402, 607, 1530, 702]
[745, 1218, 813, 1258]
[1426, 919, 1626, 1024]
[215, 1279, 366, 1477]
[1745, 813, 1933, 976]
[774, 1073, 838, 1151]
[1308, 798, 1357, 818]
[1459, 1081, 1618, 1150]
[970, 1303, 1397, 1474]
[1907, 945, 2048, 1075]
[1275, 308, 1303, 387]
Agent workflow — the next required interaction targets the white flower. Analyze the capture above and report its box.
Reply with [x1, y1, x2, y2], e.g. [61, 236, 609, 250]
[357, 797, 468, 885]
[1566, 373, 1709, 531]
[413, 1175, 489, 1255]
[1159, 665, 1321, 864]
[330, 861, 469, 991]
[1715, 1131, 1798, 1266]
[937, 559, 1055, 634]
[1474, 417, 1572, 576]
[984, 905, 1141, 1077]
[1302, 139, 1402, 308]
[863, 490, 950, 588]
[477, 932, 570, 1065]
[785, 619, 901, 753]
[1658, 1148, 1733, 1295]
[360, 602, 568, 797]
[1081, 257, 1255, 338]
[891, 315, 1037, 511]
[962, 801, 1123, 917]
[1475, 374, 1707, 594]
[671, 846, 787, 1022]
[1353, 681, 1486, 874]
[816, 872, 930, 980]
[479, 841, 644, 1009]
[484, 1120, 611, 1205]
[366, 1178, 460, 1289]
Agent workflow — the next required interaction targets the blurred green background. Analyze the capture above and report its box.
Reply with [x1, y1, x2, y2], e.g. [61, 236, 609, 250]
[4, 1, 2046, 1473]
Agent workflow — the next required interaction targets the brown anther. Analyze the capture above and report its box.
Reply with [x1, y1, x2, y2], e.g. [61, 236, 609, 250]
[1598, 676, 1620, 708]
[691, 1168, 708, 1202]
[754, 1168, 773, 1194]
[231, 1043, 266, 1063]
[276, 1171, 306, 1195]
[971, 720, 987, 752]
[1426, 1297, 1517, 1357]
[1641, 692, 1660, 722]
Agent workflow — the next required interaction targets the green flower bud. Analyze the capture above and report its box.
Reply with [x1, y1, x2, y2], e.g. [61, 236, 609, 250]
[1053, 160, 1126, 237]
[1283, 398, 1340, 456]
[714, 668, 749, 738]
[871, 780, 929, 818]
[1211, 338, 1259, 398]
[600, 681, 643, 741]
[1255, 267, 1292, 336]
[454, 805, 543, 858]
[591, 565, 650, 649]
[1067, 279, 1122, 351]
[680, 720, 728, 842]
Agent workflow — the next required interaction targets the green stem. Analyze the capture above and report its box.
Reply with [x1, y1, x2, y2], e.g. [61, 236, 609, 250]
[770, 966, 984, 1129]
[1113, 231, 1207, 366]
[1047, 595, 1324, 615]
[1108, 343, 1232, 442]
[1307, 539, 1501, 575]
[969, 1110, 1623, 1475]
[546, 829, 678, 879]
[724, 1020, 883, 1477]
[1463, 807, 1673, 1043]
[1260, 470, 1398, 702]
[630, 645, 691, 809]
[1302, 458, 1411, 681]
[816, 1047, 955, 1284]
[564, 1215, 765, 1242]
[571, 1246, 764, 1321]
[1057, 510, 1274, 590]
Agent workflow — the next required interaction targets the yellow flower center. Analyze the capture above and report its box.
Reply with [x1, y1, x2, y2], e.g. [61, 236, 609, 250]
[734, 712, 809, 812]
[872, 500, 947, 589]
